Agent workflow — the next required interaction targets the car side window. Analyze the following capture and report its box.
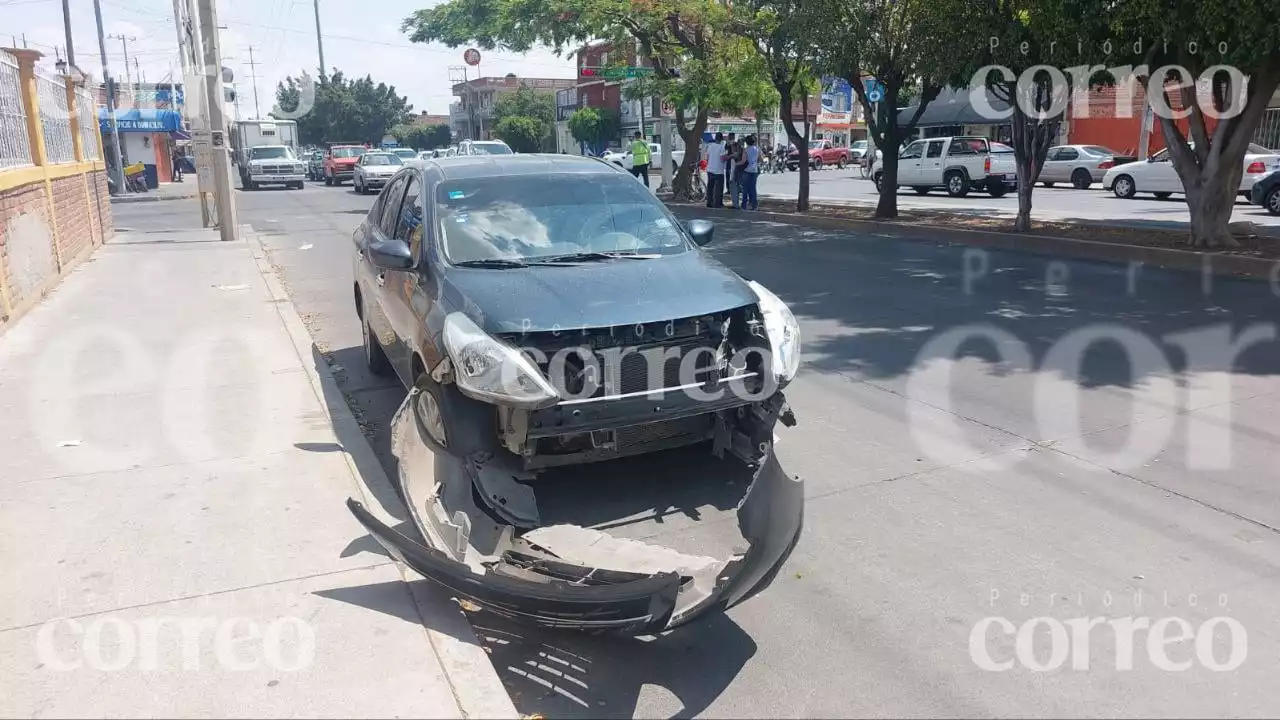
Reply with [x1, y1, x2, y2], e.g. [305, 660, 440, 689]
[926, 141, 943, 158]
[1057, 147, 1079, 161]
[395, 175, 424, 259]
[946, 140, 971, 156]
[900, 142, 924, 159]
[1046, 148, 1061, 161]
[378, 175, 408, 237]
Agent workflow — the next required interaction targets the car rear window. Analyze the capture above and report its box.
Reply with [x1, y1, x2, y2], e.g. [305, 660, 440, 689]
[471, 142, 513, 155]
[1084, 146, 1120, 156]
[436, 173, 690, 264]
[331, 147, 366, 158]
[990, 142, 1014, 153]
[363, 154, 401, 165]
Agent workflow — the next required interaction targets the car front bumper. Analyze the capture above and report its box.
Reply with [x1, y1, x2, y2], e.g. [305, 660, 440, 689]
[345, 386, 803, 635]
[360, 174, 395, 187]
[249, 172, 305, 184]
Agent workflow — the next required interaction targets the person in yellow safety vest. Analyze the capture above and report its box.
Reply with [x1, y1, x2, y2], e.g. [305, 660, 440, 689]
[628, 131, 651, 188]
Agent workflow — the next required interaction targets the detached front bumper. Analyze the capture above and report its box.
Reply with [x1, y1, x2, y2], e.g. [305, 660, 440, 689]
[346, 388, 803, 634]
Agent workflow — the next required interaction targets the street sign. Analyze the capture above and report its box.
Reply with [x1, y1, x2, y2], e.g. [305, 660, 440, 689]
[601, 66, 654, 80]
[192, 138, 214, 187]
[864, 78, 885, 103]
[660, 99, 675, 117]
[463, 48, 481, 66]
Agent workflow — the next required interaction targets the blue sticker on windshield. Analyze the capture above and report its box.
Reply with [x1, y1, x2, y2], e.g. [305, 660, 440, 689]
[448, 190, 465, 199]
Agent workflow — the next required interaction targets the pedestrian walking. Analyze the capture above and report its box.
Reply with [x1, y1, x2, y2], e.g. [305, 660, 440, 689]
[724, 133, 739, 208]
[628, 131, 651, 188]
[733, 136, 752, 208]
[171, 146, 184, 183]
[703, 133, 725, 208]
[741, 135, 760, 210]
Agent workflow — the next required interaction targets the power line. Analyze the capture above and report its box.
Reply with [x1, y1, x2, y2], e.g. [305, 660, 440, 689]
[246, 44, 260, 118]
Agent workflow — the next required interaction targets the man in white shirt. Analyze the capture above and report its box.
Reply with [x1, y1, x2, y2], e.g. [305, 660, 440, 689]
[702, 132, 725, 208]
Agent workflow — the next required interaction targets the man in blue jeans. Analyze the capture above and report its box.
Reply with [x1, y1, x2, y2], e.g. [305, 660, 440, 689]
[739, 135, 760, 210]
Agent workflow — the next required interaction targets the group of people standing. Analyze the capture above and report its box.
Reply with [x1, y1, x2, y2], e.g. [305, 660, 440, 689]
[702, 132, 760, 211]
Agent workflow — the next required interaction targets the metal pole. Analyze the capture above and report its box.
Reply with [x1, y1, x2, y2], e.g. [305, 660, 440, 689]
[61, 0, 75, 67]
[246, 45, 260, 118]
[172, 0, 211, 225]
[196, 0, 237, 241]
[312, 0, 325, 77]
[93, 0, 126, 190]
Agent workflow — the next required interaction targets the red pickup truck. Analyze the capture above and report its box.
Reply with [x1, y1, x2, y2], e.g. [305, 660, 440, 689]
[323, 144, 367, 185]
[787, 140, 853, 171]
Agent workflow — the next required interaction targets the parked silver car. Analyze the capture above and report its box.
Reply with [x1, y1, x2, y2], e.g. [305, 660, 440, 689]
[1040, 145, 1136, 189]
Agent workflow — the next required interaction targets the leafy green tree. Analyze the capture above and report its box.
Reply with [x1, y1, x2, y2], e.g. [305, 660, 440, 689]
[393, 122, 453, 149]
[273, 69, 412, 145]
[812, 0, 981, 218]
[568, 106, 620, 155]
[402, 0, 774, 200]
[1109, 0, 1280, 247]
[975, 0, 1111, 231]
[491, 86, 556, 151]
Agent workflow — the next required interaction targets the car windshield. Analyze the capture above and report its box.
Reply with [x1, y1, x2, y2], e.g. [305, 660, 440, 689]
[363, 154, 401, 166]
[470, 142, 512, 155]
[851, 140, 867, 149]
[437, 173, 690, 264]
[331, 147, 366, 158]
[250, 147, 292, 160]
[392, 149, 417, 158]
[1084, 146, 1120, 156]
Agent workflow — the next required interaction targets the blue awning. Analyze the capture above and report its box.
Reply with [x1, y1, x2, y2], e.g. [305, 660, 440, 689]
[98, 108, 183, 133]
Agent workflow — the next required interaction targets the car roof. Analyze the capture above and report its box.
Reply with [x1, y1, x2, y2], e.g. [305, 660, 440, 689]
[427, 153, 621, 180]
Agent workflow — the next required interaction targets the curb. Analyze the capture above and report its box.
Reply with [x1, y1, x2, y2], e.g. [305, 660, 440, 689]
[110, 192, 199, 204]
[668, 202, 1280, 281]
[244, 227, 519, 720]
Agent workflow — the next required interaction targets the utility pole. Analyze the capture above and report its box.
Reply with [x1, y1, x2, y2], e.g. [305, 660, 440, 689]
[246, 45, 260, 119]
[108, 34, 136, 93]
[172, 0, 212, 226]
[196, 0, 237, 241]
[312, 0, 325, 77]
[60, 0, 75, 68]
[93, 0, 126, 192]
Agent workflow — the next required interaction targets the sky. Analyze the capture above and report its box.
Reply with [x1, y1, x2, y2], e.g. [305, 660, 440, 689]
[0, 0, 578, 117]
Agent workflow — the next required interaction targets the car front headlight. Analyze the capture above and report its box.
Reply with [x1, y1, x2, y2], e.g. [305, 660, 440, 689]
[294, 163, 306, 173]
[748, 280, 801, 383]
[442, 312, 559, 408]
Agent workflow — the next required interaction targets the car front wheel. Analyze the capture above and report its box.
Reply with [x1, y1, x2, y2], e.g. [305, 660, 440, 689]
[1265, 187, 1280, 215]
[1112, 175, 1136, 198]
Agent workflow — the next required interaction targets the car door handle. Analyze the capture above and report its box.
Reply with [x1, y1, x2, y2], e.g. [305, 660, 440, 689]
[376, 273, 386, 287]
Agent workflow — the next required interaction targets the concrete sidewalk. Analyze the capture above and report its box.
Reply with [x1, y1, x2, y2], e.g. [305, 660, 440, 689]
[109, 181, 200, 204]
[0, 224, 515, 717]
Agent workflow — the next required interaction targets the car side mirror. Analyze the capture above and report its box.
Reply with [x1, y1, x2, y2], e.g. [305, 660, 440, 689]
[368, 238, 413, 270]
[684, 219, 714, 246]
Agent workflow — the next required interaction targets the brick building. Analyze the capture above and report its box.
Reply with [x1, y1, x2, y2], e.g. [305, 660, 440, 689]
[450, 75, 577, 141]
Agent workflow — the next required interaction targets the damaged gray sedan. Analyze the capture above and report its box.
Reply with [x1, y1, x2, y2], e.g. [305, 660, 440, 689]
[348, 154, 803, 633]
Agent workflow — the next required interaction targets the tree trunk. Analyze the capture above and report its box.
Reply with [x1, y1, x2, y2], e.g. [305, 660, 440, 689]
[875, 144, 899, 218]
[776, 78, 810, 212]
[1183, 171, 1241, 248]
[671, 107, 708, 201]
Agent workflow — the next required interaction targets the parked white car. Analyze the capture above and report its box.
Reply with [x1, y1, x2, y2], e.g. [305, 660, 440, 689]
[602, 143, 689, 174]
[872, 136, 1018, 197]
[456, 139, 513, 156]
[352, 151, 404, 195]
[1102, 142, 1280, 200]
[242, 145, 306, 190]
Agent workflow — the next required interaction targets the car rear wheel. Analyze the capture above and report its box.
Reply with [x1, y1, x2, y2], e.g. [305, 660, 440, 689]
[1113, 175, 1136, 198]
[988, 185, 1008, 198]
[813, 158, 823, 170]
[1154, 191, 1172, 200]
[872, 172, 884, 193]
[912, 186, 930, 195]
[1267, 187, 1280, 216]
[1071, 169, 1092, 189]
[1043, 181, 1055, 188]
[837, 157, 847, 170]
[945, 171, 970, 198]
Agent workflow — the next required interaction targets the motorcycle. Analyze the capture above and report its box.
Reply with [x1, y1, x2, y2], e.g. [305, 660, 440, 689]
[124, 162, 148, 193]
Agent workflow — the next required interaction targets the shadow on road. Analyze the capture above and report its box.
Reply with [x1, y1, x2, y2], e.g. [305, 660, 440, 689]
[672, 209, 1280, 389]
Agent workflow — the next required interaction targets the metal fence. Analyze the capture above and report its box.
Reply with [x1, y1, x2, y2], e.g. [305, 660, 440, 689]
[1253, 108, 1280, 152]
[36, 68, 75, 164]
[75, 87, 100, 160]
[0, 52, 32, 169]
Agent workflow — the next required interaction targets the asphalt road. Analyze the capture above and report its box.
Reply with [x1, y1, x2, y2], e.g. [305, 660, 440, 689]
[115, 178, 1280, 718]
[752, 168, 1280, 230]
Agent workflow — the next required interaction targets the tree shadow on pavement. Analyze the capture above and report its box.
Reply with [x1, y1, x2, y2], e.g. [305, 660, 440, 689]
[676, 211, 1280, 390]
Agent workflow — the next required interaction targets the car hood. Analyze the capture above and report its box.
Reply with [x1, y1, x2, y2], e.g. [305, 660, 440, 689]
[442, 250, 760, 333]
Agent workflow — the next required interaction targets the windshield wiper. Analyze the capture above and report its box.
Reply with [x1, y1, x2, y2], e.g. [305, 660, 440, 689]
[535, 251, 661, 263]
[452, 258, 529, 268]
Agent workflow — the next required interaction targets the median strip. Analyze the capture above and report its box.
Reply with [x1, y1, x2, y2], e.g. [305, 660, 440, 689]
[665, 197, 1280, 281]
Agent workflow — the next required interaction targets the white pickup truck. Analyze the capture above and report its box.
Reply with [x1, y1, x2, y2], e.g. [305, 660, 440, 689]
[872, 136, 1018, 198]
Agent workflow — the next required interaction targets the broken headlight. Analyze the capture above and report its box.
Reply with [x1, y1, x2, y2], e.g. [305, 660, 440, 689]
[747, 281, 801, 382]
[442, 312, 560, 408]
